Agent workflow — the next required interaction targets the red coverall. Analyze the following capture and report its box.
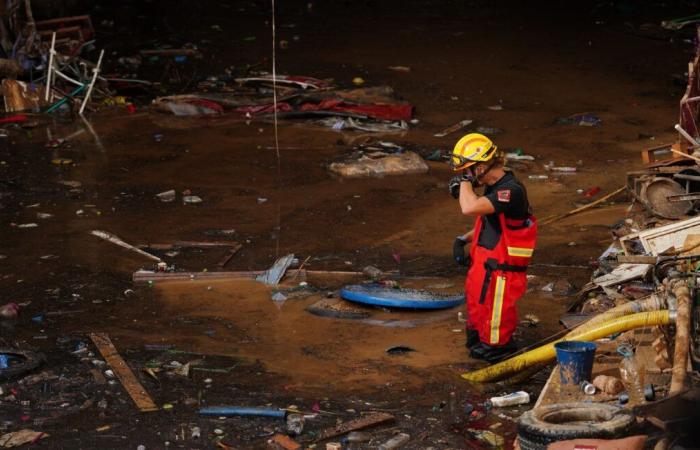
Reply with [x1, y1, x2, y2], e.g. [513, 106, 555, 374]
[465, 213, 537, 346]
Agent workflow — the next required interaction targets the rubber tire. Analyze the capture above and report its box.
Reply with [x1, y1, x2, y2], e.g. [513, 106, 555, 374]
[0, 349, 44, 381]
[517, 402, 636, 450]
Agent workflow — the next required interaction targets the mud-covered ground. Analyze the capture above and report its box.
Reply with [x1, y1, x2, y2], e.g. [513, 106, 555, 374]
[0, 1, 695, 448]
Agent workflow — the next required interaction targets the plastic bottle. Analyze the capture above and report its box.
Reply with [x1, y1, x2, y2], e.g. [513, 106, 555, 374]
[378, 433, 410, 450]
[489, 391, 530, 407]
[618, 345, 645, 404]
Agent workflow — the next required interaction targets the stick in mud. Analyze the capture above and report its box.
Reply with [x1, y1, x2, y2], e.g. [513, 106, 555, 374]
[540, 186, 627, 225]
[91, 230, 162, 262]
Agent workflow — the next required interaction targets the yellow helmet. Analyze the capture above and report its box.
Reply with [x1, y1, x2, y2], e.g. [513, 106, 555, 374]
[451, 133, 498, 171]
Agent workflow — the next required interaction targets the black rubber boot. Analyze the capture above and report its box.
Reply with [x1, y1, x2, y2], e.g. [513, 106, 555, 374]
[469, 341, 487, 359]
[479, 340, 517, 363]
[465, 329, 480, 349]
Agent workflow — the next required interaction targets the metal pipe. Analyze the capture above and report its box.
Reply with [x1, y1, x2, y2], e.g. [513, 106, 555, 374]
[670, 280, 691, 395]
[674, 124, 700, 147]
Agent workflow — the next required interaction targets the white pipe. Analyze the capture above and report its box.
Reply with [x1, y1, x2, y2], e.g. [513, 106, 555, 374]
[44, 32, 56, 102]
[675, 123, 700, 147]
[79, 49, 104, 115]
[52, 68, 84, 87]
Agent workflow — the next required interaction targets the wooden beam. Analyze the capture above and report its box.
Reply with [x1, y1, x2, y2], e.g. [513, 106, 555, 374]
[313, 412, 394, 442]
[218, 243, 243, 268]
[90, 333, 158, 412]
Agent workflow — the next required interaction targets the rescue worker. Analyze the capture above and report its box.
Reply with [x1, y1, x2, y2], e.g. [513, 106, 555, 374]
[449, 133, 537, 363]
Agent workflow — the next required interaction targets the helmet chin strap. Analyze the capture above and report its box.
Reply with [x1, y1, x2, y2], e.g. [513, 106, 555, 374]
[474, 159, 498, 184]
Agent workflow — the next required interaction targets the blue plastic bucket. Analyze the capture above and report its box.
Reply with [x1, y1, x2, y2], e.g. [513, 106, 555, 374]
[554, 341, 597, 385]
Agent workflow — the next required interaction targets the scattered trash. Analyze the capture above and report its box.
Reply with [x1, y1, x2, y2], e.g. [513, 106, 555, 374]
[286, 413, 305, 436]
[156, 190, 176, 202]
[489, 391, 530, 407]
[434, 119, 473, 138]
[182, 195, 202, 204]
[91, 230, 162, 262]
[271, 292, 288, 302]
[257, 254, 295, 285]
[345, 431, 371, 443]
[556, 113, 602, 127]
[16, 223, 38, 228]
[468, 429, 504, 447]
[378, 433, 410, 450]
[0, 429, 48, 447]
[580, 381, 596, 395]
[329, 151, 428, 178]
[506, 152, 535, 161]
[487, 104, 503, 111]
[387, 66, 411, 73]
[0, 303, 19, 319]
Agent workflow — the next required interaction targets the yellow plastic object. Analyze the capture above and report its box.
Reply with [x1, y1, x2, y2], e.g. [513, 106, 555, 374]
[461, 310, 672, 383]
[451, 133, 497, 171]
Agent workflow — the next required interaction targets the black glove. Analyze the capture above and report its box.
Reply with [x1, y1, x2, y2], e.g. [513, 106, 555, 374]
[453, 236, 469, 266]
[449, 176, 462, 199]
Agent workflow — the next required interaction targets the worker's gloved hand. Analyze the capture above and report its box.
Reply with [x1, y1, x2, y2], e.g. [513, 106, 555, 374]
[462, 168, 478, 187]
[453, 236, 469, 266]
[449, 176, 462, 199]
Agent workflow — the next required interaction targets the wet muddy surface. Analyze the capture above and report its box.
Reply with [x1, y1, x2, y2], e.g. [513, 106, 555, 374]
[0, 0, 694, 448]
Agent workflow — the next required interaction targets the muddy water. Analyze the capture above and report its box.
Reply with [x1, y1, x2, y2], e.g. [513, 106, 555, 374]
[0, 0, 692, 447]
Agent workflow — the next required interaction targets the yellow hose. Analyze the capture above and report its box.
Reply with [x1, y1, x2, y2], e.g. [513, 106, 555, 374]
[572, 295, 663, 334]
[461, 310, 672, 383]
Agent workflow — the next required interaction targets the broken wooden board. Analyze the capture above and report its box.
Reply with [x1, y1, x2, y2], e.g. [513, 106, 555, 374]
[218, 243, 243, 268]
[140, 241, 239, 250]
[90, 333, 158, 412]
[133, 270, 266, 283]
[91, 230, 162, 262]
[593, 263, 652, 288]
[313, 412, 395, 442]
[434, 119, 472, 137]
[637, 216, 700, 255]
[616, 255, 657, 264]
[132, 269, 367, 284]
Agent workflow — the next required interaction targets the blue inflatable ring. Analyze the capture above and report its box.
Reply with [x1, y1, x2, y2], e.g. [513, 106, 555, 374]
[340, 284, 464, 310]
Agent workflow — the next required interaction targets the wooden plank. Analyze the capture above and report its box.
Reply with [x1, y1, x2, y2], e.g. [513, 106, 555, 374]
[218, 243, 243, 268]
[141, 241, 239, 250]
[132, 269, 368, 284]
[133, 270, 265, 283]
[90, 333, 158, 412]
[313, 412, 394, 442]
[617, 255, 657, 264]
[637, 216, 700, 255]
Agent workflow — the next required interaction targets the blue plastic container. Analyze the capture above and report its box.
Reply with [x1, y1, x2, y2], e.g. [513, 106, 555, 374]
[554, 341, 597, 385]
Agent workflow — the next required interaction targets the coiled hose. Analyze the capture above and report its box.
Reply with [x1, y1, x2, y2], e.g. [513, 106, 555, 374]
[462, 310, 672, 383]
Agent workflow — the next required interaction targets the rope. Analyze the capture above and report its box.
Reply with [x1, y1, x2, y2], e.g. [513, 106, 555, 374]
[271, 0, 281, 259]
[271, 0, 281, 175]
